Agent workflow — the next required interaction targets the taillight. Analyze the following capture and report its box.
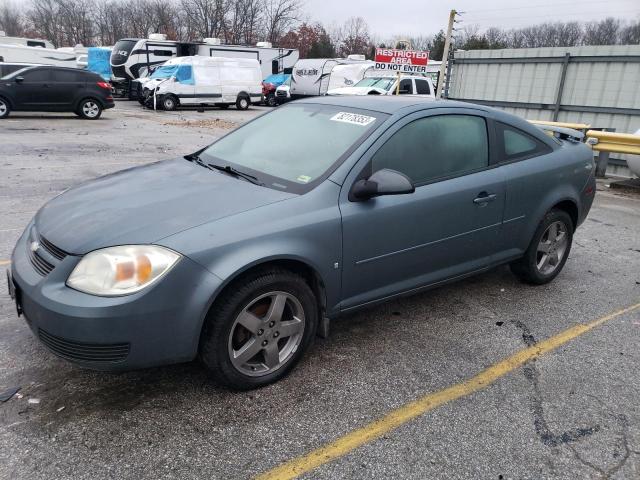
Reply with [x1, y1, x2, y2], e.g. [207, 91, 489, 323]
[97, 81, 111, 90]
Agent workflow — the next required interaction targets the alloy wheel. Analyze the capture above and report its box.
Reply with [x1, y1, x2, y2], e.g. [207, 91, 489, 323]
[536, 220, 569, 275]
[228, 291, 305, 377]
[0, 100, 7, 116]
[82, 101, 100, 118]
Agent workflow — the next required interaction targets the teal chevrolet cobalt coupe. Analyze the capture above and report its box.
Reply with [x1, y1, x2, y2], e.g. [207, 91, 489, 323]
[8, 96, 595, 389]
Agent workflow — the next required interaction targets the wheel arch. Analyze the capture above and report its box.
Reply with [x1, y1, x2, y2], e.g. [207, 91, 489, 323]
[0, 94, 14, 109]
[75, 96, 104, 110]
[551, 199, 579, 231]
[199, 256, 328, 342]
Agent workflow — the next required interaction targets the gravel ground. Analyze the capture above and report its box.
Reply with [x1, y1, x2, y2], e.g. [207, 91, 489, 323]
[1, 101, 639, 480]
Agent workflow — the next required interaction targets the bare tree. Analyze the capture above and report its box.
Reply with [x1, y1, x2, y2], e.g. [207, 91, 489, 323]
[338, 16, 370, 56]
[584, 17, 621, 45]
[0, 1, 26, 37]
[263, 0, 300, 43]
[180, 0, 227, 39]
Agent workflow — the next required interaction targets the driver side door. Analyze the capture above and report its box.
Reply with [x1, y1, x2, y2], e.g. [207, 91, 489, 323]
[339, 109, 505, 310]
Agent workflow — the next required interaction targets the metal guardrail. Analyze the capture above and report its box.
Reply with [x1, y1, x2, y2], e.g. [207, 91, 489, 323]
[586, 131, 640, 156]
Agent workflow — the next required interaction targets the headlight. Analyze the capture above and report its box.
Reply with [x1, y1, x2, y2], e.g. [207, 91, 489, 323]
[67, 245, 181, 296]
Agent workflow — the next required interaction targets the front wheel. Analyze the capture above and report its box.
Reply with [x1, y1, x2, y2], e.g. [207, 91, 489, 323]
[200, 269, 318, 390]
[0, 97, 11, 119]
[510, 209, 573, 284]
[236, 95, 250, 110]
[77, 99, 102, 119]
[266, 94, 277, 107]
[162, 95, 178, 111]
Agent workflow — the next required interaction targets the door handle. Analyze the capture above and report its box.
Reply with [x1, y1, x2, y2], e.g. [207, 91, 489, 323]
[473, 192, 497, 205]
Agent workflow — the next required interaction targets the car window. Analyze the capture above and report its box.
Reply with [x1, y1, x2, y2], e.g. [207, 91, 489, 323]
[371, 114, 489, 185]
[21, 69, 51, 82]
[415, 79, 431, 95]
[498, 122, 550, 161]
[51, 70, 82, 82]
[397, 79, 413, 95]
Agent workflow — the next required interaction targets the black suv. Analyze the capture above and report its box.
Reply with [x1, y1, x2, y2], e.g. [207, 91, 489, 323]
[0, 65, 114, 119]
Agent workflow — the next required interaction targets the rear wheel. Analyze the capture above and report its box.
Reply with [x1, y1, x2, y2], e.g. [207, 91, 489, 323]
[200, 269, 318, 390]
[510, 209, 573, 284]
[0, 97, 10, 119]
[236, 95, 250, 110]
[77, 98, 102, 119]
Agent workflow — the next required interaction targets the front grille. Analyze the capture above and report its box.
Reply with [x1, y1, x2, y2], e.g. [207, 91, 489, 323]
[28, 248, 55, 276]
[39, 235, 68, 260]
[39, 329, 130, 363]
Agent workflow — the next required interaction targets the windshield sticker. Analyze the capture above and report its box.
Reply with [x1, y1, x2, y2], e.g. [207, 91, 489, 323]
[330, 112, 376, 127]
[297, 175, 312, 183]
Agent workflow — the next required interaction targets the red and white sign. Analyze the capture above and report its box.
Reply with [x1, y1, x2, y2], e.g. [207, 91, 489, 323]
[374, 48, 429, 73]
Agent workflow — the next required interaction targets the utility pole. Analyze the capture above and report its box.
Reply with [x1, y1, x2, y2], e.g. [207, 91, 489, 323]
[436, 9, 457, 99]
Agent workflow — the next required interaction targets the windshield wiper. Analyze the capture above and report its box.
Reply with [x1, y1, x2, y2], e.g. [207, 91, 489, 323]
[185, 154, 264, 186]
[208, 164, 264, 186]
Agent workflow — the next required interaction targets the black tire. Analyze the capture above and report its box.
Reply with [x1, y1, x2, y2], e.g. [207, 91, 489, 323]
[266, 94, 277, 107]
[510, 209, 574, 285]
[0, 97, 10, 119]
[200, 268, 318, 390]
[77, 98, 102, 119]
[162, 95, 178, 111]
[236, 95, 250, 110]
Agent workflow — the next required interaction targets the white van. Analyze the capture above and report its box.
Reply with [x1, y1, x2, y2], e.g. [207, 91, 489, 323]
[144, 56, 263, 110]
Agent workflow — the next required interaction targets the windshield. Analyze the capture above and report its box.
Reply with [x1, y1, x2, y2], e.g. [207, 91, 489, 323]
[200, 103, 386, 193]
[151, 65, 178, 79]
[354, 77, 395, 90]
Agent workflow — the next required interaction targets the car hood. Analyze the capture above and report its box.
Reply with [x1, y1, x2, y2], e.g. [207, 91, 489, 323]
[327, 86, 387, 96]
[35, 158, 295, 255]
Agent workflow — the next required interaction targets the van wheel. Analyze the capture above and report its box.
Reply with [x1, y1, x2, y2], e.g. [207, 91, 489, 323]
[77, 99, 102, 119]
[0, 97, 10, 119]
[266, 94, 277, 107]
[510, 209, 573, 285]
[199, 268, 318, 390]
[236, 95, 250, 110]
[162, 95, 178, 111]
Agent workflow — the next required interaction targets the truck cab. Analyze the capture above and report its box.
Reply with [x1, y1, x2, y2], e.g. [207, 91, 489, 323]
[327, 74, 435, 98]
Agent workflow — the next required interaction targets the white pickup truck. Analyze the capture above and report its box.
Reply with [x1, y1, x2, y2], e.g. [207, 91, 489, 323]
[327, 74, 435, 98]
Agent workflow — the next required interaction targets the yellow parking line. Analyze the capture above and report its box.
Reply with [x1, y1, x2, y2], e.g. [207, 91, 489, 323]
[256, 302, 640, 480]
[0, 260, 10, 266]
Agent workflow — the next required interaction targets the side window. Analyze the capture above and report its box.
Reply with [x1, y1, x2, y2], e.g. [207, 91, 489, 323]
[51, 70, 81, 82]
[415, 79, 431, 95]
[396, 78, 413, 95]
[22, 69, 51, 82]
[153, 50, 174, 57]
[27, 40, 46, 48]
[371, 115, 489, 185]
[498, 122, 550, 161]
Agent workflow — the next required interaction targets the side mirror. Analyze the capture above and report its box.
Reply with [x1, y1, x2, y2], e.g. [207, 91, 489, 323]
[15, 76, 24, 83]
[351, 168, 415, 201]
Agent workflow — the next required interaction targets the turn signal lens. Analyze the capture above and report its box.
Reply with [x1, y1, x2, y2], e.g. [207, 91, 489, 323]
[67, 245, 180, 296]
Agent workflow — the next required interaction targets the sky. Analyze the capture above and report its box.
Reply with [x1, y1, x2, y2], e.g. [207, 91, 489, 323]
[302, 0, 640, 38]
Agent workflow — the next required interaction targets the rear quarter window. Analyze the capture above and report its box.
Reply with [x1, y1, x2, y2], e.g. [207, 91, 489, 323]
[497, 122, 552, 162]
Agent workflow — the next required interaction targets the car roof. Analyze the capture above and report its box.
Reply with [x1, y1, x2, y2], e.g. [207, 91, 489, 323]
[294, 95, 486, 115]
[293, 96, 555, 146]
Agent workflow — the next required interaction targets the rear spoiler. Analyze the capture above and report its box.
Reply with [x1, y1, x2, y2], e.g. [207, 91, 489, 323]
[532, 124, 585, 143]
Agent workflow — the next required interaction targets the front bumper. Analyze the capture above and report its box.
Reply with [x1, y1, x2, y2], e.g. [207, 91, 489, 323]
[9, 224, 222, 371]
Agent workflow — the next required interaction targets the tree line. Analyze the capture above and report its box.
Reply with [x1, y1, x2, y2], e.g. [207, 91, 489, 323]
[0, 0, 638, 60]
